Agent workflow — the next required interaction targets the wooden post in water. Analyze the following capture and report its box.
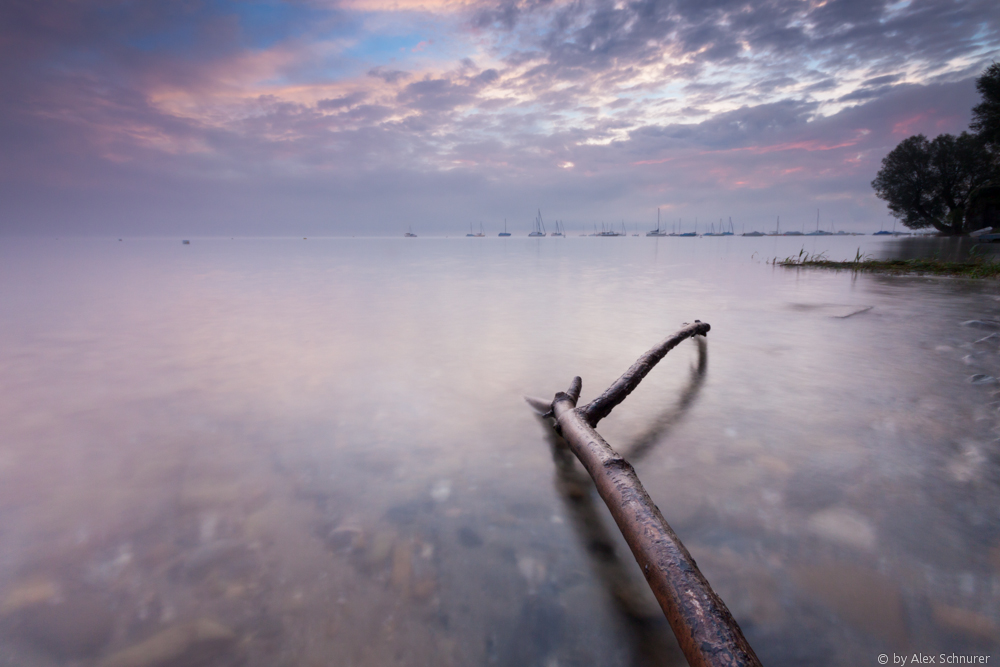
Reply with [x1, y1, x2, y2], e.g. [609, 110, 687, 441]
[527, 322, 762, 667]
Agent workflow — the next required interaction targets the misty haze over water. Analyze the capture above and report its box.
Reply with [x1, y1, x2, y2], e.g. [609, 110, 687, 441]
[0, 236, 998, 666]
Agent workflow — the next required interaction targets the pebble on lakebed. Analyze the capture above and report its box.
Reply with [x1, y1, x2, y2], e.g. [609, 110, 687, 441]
[98, 618, 236, 667]
[1, 579, 115, 659]
[0, 579, 60, 614]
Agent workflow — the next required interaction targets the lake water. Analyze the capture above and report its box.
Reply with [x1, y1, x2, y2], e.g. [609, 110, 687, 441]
[0, 235, 998, 667]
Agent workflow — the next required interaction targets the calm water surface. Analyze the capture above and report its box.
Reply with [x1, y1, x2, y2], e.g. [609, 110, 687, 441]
[0, 236, 998, 666]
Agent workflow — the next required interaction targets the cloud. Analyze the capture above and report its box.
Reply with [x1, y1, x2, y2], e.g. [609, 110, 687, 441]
[0, 0, 997, 234]
[368, 66, 412, 83]
[317, 91, 369, 109]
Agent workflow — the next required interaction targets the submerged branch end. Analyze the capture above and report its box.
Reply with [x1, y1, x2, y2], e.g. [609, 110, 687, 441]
[582, 320, 710, 427]
[523, 395, 554, 417]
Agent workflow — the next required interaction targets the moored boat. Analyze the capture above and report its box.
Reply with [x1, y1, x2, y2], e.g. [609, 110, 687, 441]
[529, 210, 547, 237]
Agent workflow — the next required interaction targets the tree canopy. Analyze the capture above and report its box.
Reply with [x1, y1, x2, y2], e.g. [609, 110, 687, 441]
[872, 65, 1000, 234]
[972, 62, 1000, 151]
[872, 133, 995, 234]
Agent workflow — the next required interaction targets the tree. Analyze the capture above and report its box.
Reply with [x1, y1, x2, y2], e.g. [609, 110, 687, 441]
[871, 132, 996, 234]
[972, 62, 1000, 151]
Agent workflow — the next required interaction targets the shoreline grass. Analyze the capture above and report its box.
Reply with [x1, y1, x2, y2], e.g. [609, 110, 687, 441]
[775, 248, 1000, 278]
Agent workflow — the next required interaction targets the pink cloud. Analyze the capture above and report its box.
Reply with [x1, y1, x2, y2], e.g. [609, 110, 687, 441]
[891, 112, 932, 136]
[710, 136, 865, 156]
[631, 156, 675, 165]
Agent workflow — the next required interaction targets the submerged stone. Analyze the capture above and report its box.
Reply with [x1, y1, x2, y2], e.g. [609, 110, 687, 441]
[0, 579, 60, 614]
[17, 592, 115, 659]
[99, 619, 236, 667]
[363, 530, 396, 568]
[807, 507, 877, 551]
[457, 527, 483, 548]
[430, 479, 452, 502]
[324, 525, 363, 552]
[793, 563, 907, 646]
[177, 540, 245, 579]
[391, 539, 413, 596]
[932, 603, 998, 640]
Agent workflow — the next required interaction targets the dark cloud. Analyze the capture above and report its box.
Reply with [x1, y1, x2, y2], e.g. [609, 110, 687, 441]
[318, 92, 368, 110]
[804, 78, 838, 93]
[863, 74, 903, 87]
[367, 67, 411, 83]
[397, 77, 476, 112]
[475, 68, 500, 84]
[838, 84, 898, 102]
[478, 0, 1000, 94]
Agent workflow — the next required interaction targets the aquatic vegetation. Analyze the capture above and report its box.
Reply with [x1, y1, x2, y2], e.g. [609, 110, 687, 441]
[775, 246, 1000, 278]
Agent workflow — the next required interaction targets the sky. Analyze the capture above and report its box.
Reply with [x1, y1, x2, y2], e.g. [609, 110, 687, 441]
[1, 0, 999, 236]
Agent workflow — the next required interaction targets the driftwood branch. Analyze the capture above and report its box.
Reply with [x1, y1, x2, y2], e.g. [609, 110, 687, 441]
[539, 416, 681, 663]
[532, 321, 762, 667]
[581, 320, 711, 426]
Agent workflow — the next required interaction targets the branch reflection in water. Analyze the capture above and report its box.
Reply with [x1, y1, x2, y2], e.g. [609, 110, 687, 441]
[534, 337, 708, 667]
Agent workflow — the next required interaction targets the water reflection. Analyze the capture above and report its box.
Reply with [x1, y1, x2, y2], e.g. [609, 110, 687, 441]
[620, 337, 708, 462]
[0, 236, 998, 666]
[877, 236, 1000, 262]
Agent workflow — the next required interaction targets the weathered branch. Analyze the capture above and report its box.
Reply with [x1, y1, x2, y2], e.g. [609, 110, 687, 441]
[581, 320, 710, 427]
[538, 415, 681, 663]
[537, 322, 761, 667]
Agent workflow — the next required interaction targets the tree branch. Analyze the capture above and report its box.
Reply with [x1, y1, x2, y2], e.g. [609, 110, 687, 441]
[581, 321, 710, 427]
[538, 321, 761, 667]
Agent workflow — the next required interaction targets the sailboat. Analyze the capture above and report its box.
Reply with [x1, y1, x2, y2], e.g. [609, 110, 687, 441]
[721, 217, 734, 236]
[807, 209, 832, 236]
[647, 208, 668, 236]
[646, 206, 667, 236]
[499, 219, 511, 237]
[404, 226, 417, 238]
[529, 210, 546, 237]
[676, 218, 696, 237]
[783, 216, 804, 236]
[597, 221, 622, 236]
[467, 222, 485, 237]
[551, 219, 564, 237]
